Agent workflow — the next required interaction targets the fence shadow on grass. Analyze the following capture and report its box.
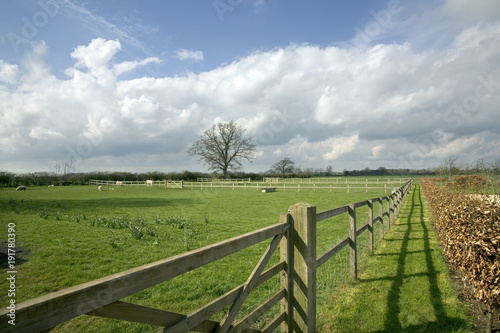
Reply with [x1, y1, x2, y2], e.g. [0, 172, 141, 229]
[370, 185, 469, 333]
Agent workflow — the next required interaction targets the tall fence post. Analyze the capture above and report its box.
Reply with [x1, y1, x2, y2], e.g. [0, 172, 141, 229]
[348, 204, 357, 281]
[397, 190, 402, 215]
[289, 202, 317, 333]
[368, 199, 373, 254]
[385, 197, 391, 231]
[280, 212, 293, 333]
[389, 194, 394, 229]
[378, 198, 384, 240]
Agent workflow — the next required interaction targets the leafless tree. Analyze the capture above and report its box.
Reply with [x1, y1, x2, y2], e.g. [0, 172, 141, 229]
[438, 155, 460, 179]
[53, 158, 75, 176]
[188, 121, 256, 179]
[271, 157, 295, 176]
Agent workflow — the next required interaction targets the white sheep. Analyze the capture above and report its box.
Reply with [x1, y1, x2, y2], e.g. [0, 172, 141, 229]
[116, 181, 124, 187]
[146, 180, 154, 187]
[98, 185, 102, 191]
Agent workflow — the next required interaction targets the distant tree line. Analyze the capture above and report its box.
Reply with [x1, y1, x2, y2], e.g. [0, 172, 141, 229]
[0, 170, 215, 187]
[0, 167, 431, 187]
[3, 156, 497, 188]
[435, 156, 500, 179]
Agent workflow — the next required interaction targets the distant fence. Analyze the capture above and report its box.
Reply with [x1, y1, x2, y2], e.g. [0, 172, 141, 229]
[89, 178, 409, 194]
[183, 181, 407, 194]
[89, 179, 184, 189]
[197, 177, 252, 182]
[1, 180, 412, 332]
[266, 177, 410, 183]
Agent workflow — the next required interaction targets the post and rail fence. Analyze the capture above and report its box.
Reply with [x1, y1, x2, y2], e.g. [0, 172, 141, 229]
[89, 178, 410, 194]
[1, 180, 413, 332]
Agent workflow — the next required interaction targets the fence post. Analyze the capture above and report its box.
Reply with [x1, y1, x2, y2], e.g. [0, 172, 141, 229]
[280, 212, 293, 333]
[378, 198, 384, 240]
[289, 203, 317, 333]
[368, 199, 373, 254]
[385, 197, 391, 231]
[396, 190, 402, 216]
[348, 204, 357, 281]
[280, 213, 293, 333]
[389, 195, 394, 227]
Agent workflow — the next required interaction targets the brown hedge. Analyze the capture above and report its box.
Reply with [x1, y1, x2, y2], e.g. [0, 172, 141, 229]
[445, 174, 488, 192]
[421, 178, 499, 311]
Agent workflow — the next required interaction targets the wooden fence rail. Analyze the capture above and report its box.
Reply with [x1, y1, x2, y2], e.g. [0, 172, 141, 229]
[183, 182, 403, 194]
[89, 179, 408, 194]
[1, 180, 412, 332]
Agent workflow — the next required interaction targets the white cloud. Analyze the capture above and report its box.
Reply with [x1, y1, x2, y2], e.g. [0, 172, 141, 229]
[113, 57, 162, 76]
[370, 144, 386, 159]
[29, 126, 65, 140]
[427, 135, 483, 158]
[276, 134, 359, 162]
[70, 38, 121, 81]
[0, 60, 18, 84]
[322, 135, 360, 161]
[176, 49, 204, 61]
[2, 7, 500, 173]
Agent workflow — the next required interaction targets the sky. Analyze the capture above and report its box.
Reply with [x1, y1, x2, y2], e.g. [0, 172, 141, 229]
[1, 0, 499, 174]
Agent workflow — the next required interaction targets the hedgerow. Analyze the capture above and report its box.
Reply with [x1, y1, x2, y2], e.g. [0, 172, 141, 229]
[421, 178, 499, 329]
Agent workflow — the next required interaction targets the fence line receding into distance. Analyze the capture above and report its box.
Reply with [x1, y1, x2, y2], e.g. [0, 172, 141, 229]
[89, 178, 411, 193]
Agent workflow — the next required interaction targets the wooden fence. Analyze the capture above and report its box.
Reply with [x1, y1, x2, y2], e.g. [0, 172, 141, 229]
[89, 180, 184, 188]
[264, 177, 409, 183]
[89, 179, 410, 193]
[0, 180, 412, 332]
[197, 178, 252, 182]
[183, 181, 404, 193]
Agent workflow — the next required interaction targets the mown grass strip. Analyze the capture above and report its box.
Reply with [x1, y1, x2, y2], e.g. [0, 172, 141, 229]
[318, 184, 473, 332]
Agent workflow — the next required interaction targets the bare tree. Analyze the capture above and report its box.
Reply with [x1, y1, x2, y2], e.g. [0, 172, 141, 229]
[439, 155, 460, 179]
[63, 158, 75, 175]
[491, 158, 500, 174]
[188, 121, 256, 179]
[271, 157, 295, 176]
[53, 158, 75, 175]
[53, 161, 63, 175]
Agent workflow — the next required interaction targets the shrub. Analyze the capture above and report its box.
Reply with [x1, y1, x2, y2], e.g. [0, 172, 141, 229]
[447, 174, 487, 192]
[421, 178, 499, 325]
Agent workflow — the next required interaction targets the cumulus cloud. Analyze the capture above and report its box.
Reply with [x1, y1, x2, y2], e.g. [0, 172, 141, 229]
[176, 49, 204, 61]
[322, 135, 360, 161]
[427, 135, 484, 158]
[2, 6, 500, 173]
[370, 144, 386, 159]
[113, 57, 162, 76]
[29, 126, 65, 140]
[0, 60, 18, 84]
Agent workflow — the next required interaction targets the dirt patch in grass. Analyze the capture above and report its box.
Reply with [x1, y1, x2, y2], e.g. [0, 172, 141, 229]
[0, 241, 30, 269]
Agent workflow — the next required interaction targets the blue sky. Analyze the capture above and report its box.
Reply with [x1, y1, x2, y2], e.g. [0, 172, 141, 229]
[1, 0, 500, 174]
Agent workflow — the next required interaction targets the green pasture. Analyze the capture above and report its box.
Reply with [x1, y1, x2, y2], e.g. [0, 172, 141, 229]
[318, 185, 472, 332]
[0, 180, 404, 332]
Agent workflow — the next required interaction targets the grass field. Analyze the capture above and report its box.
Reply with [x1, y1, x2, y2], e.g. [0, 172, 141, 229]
[318, 184, 472, 332]
[1, 178, 409, 332]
